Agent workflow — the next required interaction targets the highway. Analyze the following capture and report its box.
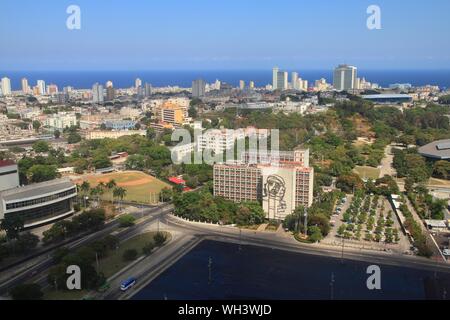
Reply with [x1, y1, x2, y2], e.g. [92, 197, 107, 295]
[0, 203, 173, 295]
[2, 202, 450, 299]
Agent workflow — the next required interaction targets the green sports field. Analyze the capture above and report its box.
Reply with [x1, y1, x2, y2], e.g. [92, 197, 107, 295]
[76, 171, 171, 204]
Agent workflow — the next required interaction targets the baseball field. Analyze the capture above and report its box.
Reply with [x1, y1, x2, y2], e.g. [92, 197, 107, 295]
[75, 171, 171, 205]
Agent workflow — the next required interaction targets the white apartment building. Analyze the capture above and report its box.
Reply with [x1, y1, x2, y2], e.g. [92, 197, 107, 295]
[197, 128, 245, 154]
[44, 113, 77, 130]
[86, 130, 146, 140]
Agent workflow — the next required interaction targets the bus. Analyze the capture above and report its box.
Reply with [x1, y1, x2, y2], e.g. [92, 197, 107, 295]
[120, 277, 137, 291]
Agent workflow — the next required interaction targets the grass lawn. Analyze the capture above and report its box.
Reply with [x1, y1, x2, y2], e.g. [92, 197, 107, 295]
[428, 178, 450, 187]
[98, 231, 170, 278]
[353, 166, 381, 180]
[43, 231, 170, 300]
[76, 171, 171, 205]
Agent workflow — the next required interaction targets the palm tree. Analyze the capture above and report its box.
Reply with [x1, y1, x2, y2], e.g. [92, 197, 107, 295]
[90, 187, 99, 208]
[113, 187, 127, 211]
[106, 179, 117, 202]
[80, 181, 91, 207]
[97, 182, 106, 205]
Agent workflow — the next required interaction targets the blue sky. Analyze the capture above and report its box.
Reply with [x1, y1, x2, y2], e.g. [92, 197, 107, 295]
[1, 0, 449, 70]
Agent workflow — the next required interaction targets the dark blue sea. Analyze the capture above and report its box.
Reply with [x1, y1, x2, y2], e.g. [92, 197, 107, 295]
[1, 70, 449, 90]
[132, 240, 450, 300]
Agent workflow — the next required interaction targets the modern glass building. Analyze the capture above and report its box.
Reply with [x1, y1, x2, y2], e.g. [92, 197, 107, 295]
[0, 178, 77, 229]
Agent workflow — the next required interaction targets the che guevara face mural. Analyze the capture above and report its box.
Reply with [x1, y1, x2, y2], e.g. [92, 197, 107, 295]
[263, 175, 287, 214]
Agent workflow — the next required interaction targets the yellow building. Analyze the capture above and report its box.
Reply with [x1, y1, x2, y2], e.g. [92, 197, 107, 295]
[159, 102, 186, 125]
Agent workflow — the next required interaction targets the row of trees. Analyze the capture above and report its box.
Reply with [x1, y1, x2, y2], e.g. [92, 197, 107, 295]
[173, 188, 265, 226]
[42, 209, 106, 245]
[77, 180, 127, 208]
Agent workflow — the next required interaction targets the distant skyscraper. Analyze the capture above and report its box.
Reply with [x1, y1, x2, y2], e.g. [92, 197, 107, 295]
[333, 64, 357, 91]
[145, 83, 152, 97]
[249, 81, 255, 89]
[21, 78, 29, 94]
[214, 79, 221, 90]
[291, 72, 299, 90]
[92, 83, 104, 103]
[106, 80, 113, 88]
[1, 77, 12, 96]
[277, 71, 288, 91]
[192, 79, 206, 97]
[272, 67, 279, 90]
[46, 84, 58, 95]
[106, 86, 116, 101]
[37, 80, 46, 95]
[239, 80, 245, 90]
[135, 78, 142, 88]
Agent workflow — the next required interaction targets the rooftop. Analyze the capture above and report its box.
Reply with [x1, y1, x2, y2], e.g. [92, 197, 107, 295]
[362, 94, 412, 99]
[0, 159, 16, 168]
[418, 139, 450, 160]
[0, 178, 75, 201]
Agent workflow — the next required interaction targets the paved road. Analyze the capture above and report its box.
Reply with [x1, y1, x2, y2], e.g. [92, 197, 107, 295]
[103, 213, 450, 300]
[0, 204, 173, 295]
[162, 215, 450, 274]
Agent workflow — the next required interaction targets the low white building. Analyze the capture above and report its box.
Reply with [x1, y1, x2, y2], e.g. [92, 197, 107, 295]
[44, 113, 77, 130]
[0, 160, 20, 192]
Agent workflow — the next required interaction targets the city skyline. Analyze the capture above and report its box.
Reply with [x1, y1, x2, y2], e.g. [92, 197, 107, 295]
[1, 0, 450, 71]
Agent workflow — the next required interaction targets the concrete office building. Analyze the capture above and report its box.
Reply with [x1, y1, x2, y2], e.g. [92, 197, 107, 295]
[159, 102, 187, 125]
[192, 79, 206, 97]
[277, 71, 288, 91]
[333, 64, 357, 91]
[106, 86, 116, 101]
[213, 150, 314, 220]
[92, 82, 104, 103]
[291, 72, 299, 90]
[0, 178, 77, 229]
[145, 83, 152, 97]
[0, 160, 20, 192]
[272, 67, 279, 90]
[1, 77, 12, 96]
[21, 78, 30, 94]
[37, 80, 46, 95]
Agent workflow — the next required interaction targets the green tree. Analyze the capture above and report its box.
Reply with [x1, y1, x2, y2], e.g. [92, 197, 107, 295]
[27, 164, 58, 183]
[15, 233, 39, 253]
[92, 153, 112, 169]
[32, 140, 49, 153]
[160, 187, 173, 202]
[113, 187, 127, 210]
[32, 120, 41, 132]
[118, 214, 136, 227]
[1, 215, 25, 240]
[308, 226, 323, 243]
[67, 132, 82, 144]
[54, 129, 61, 139]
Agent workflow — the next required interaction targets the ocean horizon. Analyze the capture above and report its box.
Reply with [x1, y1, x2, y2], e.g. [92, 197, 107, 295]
[1, 69, 449, 90]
